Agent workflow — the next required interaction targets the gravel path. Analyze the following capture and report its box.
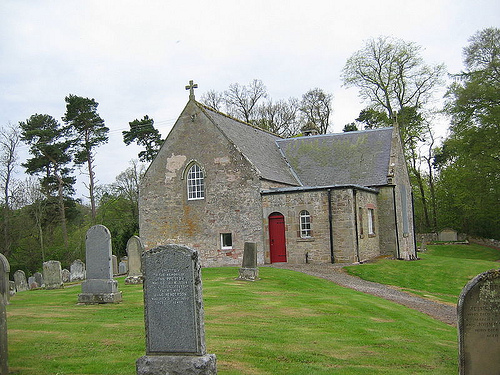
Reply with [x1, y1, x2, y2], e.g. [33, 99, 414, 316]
[268, 263, 457, 326]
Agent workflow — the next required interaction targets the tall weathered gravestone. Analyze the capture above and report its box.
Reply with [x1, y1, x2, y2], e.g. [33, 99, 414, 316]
[13, 270, 28, 292]
[458, 269, 500, 374]
[236, 242, 259, 281]
[78, 225, 122, 304]
[125, 236, 144, 285]
[0, 291, 7, 375]
[136, 244, 217, 375]
[43, 260, 63, 289]
[70, 259, 86, 282]
[0, 254, 10, 305]
[33, 272, 44, 288]
[61, 269, 71, 283]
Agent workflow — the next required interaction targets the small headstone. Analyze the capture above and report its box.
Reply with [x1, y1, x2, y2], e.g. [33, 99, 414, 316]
[8, 282, 15, 298]
[118, 261, 127, 275]
[439, 228, 458, 242]
[43, 260, 63, 290]
[0, 254, 10, 305]
[61, 269, 71, 283]
[78, 225, 122, 304]
[13, 270, 28, 292]
[33, 272, 44, 288]
[27, 276, 38, 290]
[125, 236, 144, 285]
[70, 259, 86, 282]
[112, 255, 118, 276]
[136, 244, 217, 375]
[236, 242, 260, 281]
[0, 293, 8, 375]
[458, 269, 500, 374]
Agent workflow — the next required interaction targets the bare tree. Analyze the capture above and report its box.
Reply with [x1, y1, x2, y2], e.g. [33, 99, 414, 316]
[0, 123, 21, 256]
[299, 88, 333, 134]
[223, 79, 268, 122]
[255, 98, 301, 137]
[200, 90, 224, 112]
[342, 36, 445, 121]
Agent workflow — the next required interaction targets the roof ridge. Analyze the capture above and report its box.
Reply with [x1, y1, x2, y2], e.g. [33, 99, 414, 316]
[195, 101, 283, 138]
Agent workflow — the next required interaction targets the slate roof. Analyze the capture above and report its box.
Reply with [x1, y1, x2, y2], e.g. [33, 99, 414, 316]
[197, 103, 300, 186]
[276, 128, 393, 187]
[197, 102, 393, 188]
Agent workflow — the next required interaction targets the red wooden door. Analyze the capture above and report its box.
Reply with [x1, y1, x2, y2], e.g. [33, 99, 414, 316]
[269, 213, 287, 263]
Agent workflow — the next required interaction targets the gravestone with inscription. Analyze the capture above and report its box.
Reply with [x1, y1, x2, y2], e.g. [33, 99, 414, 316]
[13, 270, 28, 292]
[0, 291, 7, 375]
[70, 259, 85, 282]
[61, 269, 71, 283]
[78, 225, 122, 304]
[458, 269, 500, 374]
[43, 260, 63, 289]
[236, 242, 259, 281]
[112, 255, 118, 276]
[125, 236, 143, 285]
[0, 254, 10, 305]
[136, 244, 217, 375]
[33, 272, 44, 288]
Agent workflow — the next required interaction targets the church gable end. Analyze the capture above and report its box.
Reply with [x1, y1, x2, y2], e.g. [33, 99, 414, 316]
[139, 99, 265, 265]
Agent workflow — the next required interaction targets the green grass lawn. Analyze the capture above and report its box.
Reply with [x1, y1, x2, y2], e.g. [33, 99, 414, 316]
[7, 267, 457, 374]
[344, 243, 500, 304]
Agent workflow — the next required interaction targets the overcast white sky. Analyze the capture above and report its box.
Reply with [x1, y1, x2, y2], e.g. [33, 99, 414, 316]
[1, 0, 498, 200]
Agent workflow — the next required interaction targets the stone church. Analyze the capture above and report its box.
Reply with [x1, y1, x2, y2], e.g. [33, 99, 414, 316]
[139, 85, 417, 266]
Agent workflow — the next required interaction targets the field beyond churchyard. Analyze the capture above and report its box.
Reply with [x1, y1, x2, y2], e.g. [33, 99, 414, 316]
[7, 244, 499, 374]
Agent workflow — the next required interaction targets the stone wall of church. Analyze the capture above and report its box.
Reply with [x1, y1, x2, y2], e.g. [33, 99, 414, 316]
[261, 188, 379, 264]
[139, 101, 265, 266]
[354, 189, 381, 261]
[262, 190, 331, 264]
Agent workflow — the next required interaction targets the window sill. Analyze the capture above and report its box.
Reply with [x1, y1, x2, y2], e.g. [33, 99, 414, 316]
[297, 237, 315, 242]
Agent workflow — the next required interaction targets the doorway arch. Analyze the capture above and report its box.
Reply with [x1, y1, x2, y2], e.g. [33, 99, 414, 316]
[269, 212, 287, 263]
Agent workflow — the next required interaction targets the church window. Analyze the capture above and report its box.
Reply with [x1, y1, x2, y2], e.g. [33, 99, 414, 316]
[221, 233, 232, 249]
[368, 208, 375, 235]
[299, 210, 311, 238]
[187, 164, 204, 200]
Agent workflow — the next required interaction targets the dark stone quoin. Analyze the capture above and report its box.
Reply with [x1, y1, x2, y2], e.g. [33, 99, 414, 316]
[458, 269, 500, 374]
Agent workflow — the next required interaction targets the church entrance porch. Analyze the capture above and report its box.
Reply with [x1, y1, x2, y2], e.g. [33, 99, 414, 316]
[269, 213, 287, 263]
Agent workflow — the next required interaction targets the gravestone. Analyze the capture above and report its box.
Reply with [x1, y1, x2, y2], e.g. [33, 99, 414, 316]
[112, 255, 118, 276]
[27, 276, 38, 290]
[458, 269, 500, 374]
[119, 261, 127, 275]
[33, 272, 44, 288]
[125, 236, 143, 285]
[70, 259, 86, 282]
[78, 225, 122, 304]
[43, 260, 63, 290]
[0, 293, 7, 375]
[13, 270, 28, 292]
[236, 242, 259, 281]
[8, 282, 15, 298]
[0, 254, 10, 305]
[438, 228, 458, 242]
[136, 244, 217, 375]
[61, 269, 71, 283]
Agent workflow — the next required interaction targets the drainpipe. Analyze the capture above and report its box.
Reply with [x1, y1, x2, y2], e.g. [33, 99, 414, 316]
[327, 189, 335, 264]
[392, 186, 401, 259]
[353, 188, 361, 263]
[411, 191, 418, 259]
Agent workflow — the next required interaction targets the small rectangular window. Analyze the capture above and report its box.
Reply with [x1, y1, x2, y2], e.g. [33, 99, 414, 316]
[221, 233, 232, 249]
[299, 210, 311, 238]
[368, 208, 375, 235]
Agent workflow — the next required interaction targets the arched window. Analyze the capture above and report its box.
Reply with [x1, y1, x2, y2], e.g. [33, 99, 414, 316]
[187, 164, 204, 200]
[299, 210, 311, 238]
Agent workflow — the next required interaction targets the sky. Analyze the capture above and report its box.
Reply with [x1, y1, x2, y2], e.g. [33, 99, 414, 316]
[0, 0, 498, 201]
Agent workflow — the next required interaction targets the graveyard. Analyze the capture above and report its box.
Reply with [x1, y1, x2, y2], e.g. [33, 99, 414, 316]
[4, 242, 499, 374]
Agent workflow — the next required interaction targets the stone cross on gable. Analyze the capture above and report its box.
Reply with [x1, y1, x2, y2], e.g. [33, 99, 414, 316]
[185, 80, 198, 99]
